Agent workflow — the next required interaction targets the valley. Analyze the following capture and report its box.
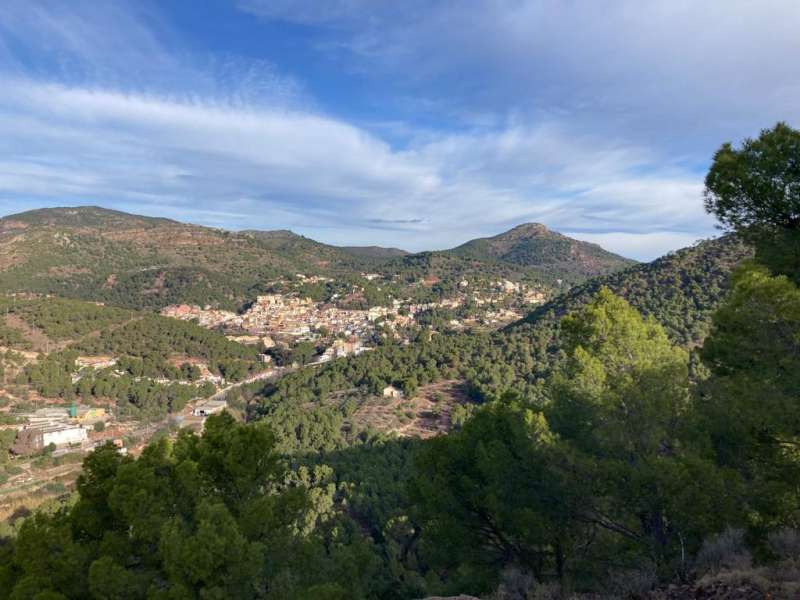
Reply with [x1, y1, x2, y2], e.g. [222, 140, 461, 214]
[0, 209, 750, 521]
[0, 208, 636, 530]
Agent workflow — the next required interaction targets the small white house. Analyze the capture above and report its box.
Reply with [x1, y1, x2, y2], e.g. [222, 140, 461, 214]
[382, 385, 404, 399]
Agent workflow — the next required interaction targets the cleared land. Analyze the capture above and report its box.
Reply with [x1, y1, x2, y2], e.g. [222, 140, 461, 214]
[350, 379, 472, 439]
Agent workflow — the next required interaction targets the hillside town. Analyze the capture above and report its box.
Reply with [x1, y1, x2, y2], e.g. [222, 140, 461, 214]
[161, 277, 548, 358]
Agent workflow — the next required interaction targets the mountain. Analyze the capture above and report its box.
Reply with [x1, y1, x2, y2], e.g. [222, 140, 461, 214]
[365, 223, 635, 290]
[0, 206, 175, 230]
[0, 206, 632, 309]
[1, 207, 298, 309]
[0, 207, 400, 310]
[447, 222, 636, 281]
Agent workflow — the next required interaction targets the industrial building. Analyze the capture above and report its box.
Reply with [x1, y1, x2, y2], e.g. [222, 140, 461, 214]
[12, 423, 88, 456]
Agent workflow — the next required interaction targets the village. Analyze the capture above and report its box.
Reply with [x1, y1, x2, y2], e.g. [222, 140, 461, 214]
[161, 274, 549, 361]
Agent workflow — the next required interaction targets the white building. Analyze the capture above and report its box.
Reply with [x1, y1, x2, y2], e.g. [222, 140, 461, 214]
[43, 425, 88, 446]
[12, 424, 88, 455]
[382, 385, 404, 399]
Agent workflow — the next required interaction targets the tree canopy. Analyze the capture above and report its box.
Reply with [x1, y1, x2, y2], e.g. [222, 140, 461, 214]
[704, 122, 800, 281]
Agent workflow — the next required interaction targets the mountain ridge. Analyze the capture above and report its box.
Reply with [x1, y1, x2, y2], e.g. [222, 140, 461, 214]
[0, 206, 636, 309]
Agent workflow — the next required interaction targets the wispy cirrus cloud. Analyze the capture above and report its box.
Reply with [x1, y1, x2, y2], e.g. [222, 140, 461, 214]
[1, 1, 796, 259]
[0, 77, 713, 257]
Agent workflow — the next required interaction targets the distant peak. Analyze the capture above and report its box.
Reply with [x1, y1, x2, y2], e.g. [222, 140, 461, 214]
[243, 229, 303, 240]
[494, 223, 554, 239]
[265, 229, 301, 237]
[1, 206, 175, 228]
[507, 222, 550, 233]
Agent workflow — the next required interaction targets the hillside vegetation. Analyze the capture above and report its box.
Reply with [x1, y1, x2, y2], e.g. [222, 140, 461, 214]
[251, 234, 751, 454]
[0, 296, 264, 419]
[450, 222, 635, 281]
[0, 207, 633, 309]
[511, 233, 751, 346]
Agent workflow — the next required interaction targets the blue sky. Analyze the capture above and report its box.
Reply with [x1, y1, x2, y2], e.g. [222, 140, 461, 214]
[0, 1, 798, 259]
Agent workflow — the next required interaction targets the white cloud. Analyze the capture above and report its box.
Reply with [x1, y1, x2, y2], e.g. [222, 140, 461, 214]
[0, 0, 177, 84]
[242, 0, 800, 146]
[4, 0, 785, 261]
[0, 79, 713, 259]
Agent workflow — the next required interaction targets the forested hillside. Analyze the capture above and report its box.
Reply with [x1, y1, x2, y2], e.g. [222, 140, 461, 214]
[245, 233, 750, 459]
[0, 296, 264, 419]
[0, 207, 632, 310]
[511, 234, 751, 346]
[241, 229, 402, 268]
[450, 222, 636, 282]
[0, 208, 333, 310]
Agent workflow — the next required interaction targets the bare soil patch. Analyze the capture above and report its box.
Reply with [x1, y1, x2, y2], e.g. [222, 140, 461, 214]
[350, 379, 472, 439]
[4, 314, 60, 353]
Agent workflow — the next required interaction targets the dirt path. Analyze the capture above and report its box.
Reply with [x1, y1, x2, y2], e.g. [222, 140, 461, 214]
[208, 366, 291, 401]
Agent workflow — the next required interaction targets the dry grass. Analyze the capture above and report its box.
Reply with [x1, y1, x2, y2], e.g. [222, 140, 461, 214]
[4, 314, 57, 353]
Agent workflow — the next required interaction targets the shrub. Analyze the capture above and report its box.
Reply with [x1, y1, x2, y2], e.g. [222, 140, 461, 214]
[605, 563, 657, 597]
[490, 567, 562, 600]
[768, 528, 800, 561]
[695, 527, 752, 575]
[43, 482, 67, 494]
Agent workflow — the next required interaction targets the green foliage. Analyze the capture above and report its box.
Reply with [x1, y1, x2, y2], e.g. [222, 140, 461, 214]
[0, 428, 16, 464]
[19, 347, 213, 420]
[704, 122, 800, 281]
[411, 396, 567, 593]
[547, 291, 736, 561]
[412, 291, 741, 593]
[290, 341, 317, 366]
[0, 319, 31, 350]
[2, 414, 384, 599]
[699, 263, 800, 529]
[21, 351, 78, 400]
[515, 234, 751, 346]
[73, 315, 261, 381]
[550, 287, 691, 459]
[705, 122, 800, 233]
[4, 297, 133, 341]
[697, 124, 800, 536]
